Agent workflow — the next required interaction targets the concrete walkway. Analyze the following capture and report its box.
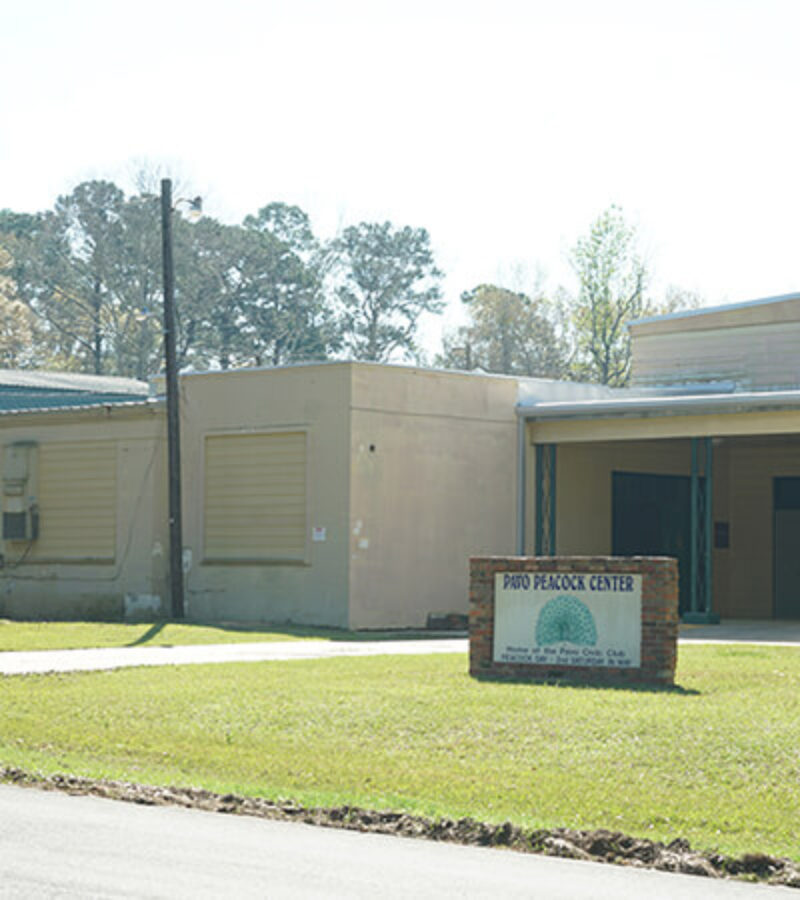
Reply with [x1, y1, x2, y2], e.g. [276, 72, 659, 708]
[1, 620, 799, 676]
[0, 638, 466, 676]
[679, 619, 800, 645]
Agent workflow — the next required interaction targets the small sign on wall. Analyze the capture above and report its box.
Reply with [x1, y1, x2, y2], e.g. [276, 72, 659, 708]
[493, 571, 642, 669]
[312, 527, 327, 542]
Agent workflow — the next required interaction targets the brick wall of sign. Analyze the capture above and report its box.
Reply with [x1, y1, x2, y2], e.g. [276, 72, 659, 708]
[469, 556, 678, 686]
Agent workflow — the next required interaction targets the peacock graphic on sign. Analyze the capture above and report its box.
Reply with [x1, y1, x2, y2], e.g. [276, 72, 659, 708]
[535, 595, 598, 646]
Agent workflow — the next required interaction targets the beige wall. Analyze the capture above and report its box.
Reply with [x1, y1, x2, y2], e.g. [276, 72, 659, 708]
[0, 405, 165, 620]
[10, 365, 798, 626]
[5, 363, 523, 628]
[531, 408, 800, 444]
[348, 366, 519, 628]
[724, 437, 800, 617]
[554, 437, 729, 610]
[538, 437, 740, 614]
[630, 296, 800, 390]
[631, 322, 800, 390]
[552, 439, 694, 555]
[531, 416, 800, 618]
[177, 364, 352, 627]
[181, 363, 523, 628]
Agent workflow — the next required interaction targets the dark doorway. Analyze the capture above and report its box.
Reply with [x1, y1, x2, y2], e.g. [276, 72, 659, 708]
[774, 477, 800, 618]
[612, 472, 692, 614]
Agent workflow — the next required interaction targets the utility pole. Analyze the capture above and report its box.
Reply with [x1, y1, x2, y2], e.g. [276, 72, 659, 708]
[160, 178, 185, 619]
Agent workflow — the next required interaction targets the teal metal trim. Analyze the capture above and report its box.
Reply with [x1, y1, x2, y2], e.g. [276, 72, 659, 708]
[682, 611, 721, 624]
[516, 419, 526, 554]
[534, 444, 556, 556]
[682, 437, 720, 625]
[704, 437, 713, 615]
[690, 438, 698, 614]
[535, 444, 544, 555]
[549, 444, 557, 554]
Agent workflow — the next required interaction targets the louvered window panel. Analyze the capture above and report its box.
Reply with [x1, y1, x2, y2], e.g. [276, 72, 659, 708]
[34, 441, 117, 561]
[204, 431, 307, 561]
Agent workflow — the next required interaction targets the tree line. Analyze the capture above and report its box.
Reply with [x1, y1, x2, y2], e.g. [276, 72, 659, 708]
[438, 207, 700, 385]
[0, 183, 699, 386]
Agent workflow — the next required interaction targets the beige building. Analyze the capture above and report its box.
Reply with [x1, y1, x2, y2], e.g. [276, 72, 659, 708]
[0, 363, 604, 627]
[4, 292, 800, 625]
[179, 363, 524, 628]
[0, 371, 159, 621]
[520, 292, 800, 622]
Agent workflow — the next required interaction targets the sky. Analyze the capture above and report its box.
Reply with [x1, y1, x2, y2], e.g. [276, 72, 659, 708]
[2, 0, 800, 357]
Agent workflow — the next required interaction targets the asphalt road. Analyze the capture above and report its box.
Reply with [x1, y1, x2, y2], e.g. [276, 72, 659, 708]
[0, 785, 791, 899]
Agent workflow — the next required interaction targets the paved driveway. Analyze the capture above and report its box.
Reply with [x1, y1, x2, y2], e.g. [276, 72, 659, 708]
[1, 620, 798, 676]
[679, 619, 800, 645]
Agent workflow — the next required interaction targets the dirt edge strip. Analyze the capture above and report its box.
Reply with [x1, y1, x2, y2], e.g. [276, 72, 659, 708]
[1, 766, 797, 888]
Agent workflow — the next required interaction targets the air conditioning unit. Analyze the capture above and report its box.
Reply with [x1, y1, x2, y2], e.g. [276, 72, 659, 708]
[2, 508, 38, 541]
[2, 442, 39, 541]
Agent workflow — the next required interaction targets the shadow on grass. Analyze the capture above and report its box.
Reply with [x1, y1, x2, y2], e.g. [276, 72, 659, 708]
[199, 623, 467, 642]
[472, 673, 700, 695]
[123, 619, 465, 646]
[211, 624, 466, 642]
[125, 622, 168, 647]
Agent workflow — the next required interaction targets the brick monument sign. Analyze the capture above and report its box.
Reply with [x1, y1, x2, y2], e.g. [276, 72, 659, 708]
[469, 556, 678, 686]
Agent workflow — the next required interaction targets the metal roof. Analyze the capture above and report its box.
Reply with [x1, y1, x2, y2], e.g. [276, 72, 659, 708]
[0, 370, 148, 395]
[629, 291, 800, 329]
[517, 388, 800, 421]
[0, 398, 157, 418]
[0, 391, 153, 413]
[0, 370, 150, 414]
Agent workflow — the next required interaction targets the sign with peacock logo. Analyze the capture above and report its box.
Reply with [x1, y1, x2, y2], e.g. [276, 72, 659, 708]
[492, 572, 642, 668]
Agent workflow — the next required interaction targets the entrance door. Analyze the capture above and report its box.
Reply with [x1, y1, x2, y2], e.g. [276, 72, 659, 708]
[612, 472, 692, 614]
[774, 478, 800, 618]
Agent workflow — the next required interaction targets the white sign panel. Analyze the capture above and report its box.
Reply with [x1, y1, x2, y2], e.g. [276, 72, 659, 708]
[493, 572, 642, 668]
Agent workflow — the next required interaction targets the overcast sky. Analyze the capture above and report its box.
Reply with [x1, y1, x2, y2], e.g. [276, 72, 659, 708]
[2, 0, 799, 356]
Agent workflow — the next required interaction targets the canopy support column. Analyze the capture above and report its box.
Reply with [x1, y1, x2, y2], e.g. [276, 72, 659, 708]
[684, 437, 720, 623]
[535, 444, 556, 556]
[516, 418, 527, 555]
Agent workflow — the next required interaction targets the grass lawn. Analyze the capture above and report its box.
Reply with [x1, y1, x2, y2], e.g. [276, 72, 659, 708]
[0, 620, 436, 652]
[1, 644, 799, 861]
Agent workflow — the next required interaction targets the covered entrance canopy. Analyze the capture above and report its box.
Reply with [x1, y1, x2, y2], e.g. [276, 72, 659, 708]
[517, 393, 800, 622]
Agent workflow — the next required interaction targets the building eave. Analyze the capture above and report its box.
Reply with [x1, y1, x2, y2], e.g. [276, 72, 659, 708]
[629, 291, 800, 329]
[517, 389, 800, 422]
[0, 398, 159, 420]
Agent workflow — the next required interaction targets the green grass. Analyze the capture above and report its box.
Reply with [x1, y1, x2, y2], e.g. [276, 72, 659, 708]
[1, 645, 799, 861]
[0, 620, 436, 652]
[0, 620, 326, 650]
